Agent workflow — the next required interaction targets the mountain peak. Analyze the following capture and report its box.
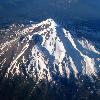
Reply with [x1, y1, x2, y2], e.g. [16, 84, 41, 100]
[0, 19, 100, 81]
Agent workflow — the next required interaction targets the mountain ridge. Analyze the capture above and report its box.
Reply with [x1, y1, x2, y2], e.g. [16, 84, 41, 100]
[0, 18, 100, 81]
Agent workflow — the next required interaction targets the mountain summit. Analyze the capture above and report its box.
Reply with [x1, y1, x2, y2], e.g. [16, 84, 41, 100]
[0, 19, 100, 81]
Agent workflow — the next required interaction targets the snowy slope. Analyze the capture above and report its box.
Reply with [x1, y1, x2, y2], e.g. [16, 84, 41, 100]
[0, 19, 100, 81]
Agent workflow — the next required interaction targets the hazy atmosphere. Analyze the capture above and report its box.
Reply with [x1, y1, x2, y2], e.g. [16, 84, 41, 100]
[0, 0, 100, 24]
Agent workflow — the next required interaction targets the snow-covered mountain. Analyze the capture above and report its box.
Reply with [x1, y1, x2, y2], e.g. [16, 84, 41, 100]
[0, 19, 100, 81]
